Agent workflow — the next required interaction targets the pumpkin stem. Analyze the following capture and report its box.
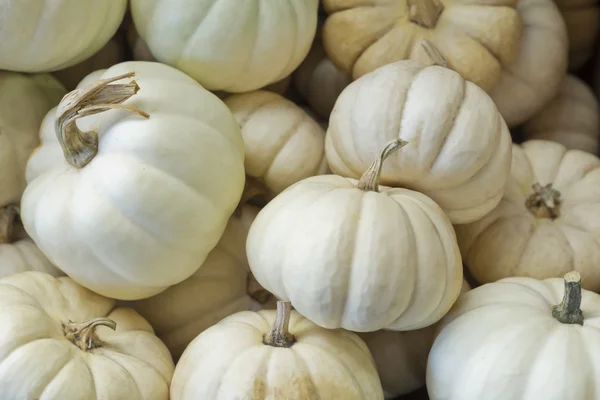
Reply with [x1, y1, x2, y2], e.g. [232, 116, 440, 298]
[552, 271, 584, 325]
[247, 272, 273, 304]
[408, 0, 445, 29]
[357, 138, 409, 192]
[421, 40, 448, 67]
[525, 183, 562, 219]
[0, 204, 19, 244]
[263, 301, 296, 348]
[56, 72, 150, 169]
[63, 317, 117, 351]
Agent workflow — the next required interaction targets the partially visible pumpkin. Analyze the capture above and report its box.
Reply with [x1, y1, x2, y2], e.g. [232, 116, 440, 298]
[171, 301, 384, 399]
[555, 0, 600, 69]
[225, 91, 328, 196]
[0, 271, 174, 399]
[521, 75, 599, 154]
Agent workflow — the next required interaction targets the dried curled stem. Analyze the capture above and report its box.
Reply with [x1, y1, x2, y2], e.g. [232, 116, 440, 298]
[63, 317, 117, 351]
[357, 138, 409, 192]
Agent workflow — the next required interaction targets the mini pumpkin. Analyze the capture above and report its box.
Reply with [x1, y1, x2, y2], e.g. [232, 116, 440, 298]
[326, 53, 512, 224]
[171, 301, 384, 399]
[555, 0, 600, 69]
[456, 140, 600, 291]
[0, 271, 174, 399]
[22, 63, 246, 300]
[428, 271, 600, 399]
[247, 139, 463, 332]
[521, 75, 599, 154]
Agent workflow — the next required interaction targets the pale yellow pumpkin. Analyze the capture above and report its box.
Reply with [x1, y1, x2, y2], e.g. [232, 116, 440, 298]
[555, 0, 600, 69]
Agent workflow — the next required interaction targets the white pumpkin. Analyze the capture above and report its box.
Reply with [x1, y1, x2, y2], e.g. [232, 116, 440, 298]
[130, 204, 275, 358]
[22, 62, 246, 300]
[555, 0, 600, 69]
[521, 75, 599, 154]
[428, 271, 600, 399]
[359, 279, 471, 399]
[326, 58, 512, 224]
[130, 0, 319, 93]
[0, 0, 127, 72]
[0, 271, 174, 399]
[0, 72, 66, 208]
[225, 91, 328, 196]
[247, 139, 464, 332]
[456, 140, 600, 291]
[171, 301, 384, 400]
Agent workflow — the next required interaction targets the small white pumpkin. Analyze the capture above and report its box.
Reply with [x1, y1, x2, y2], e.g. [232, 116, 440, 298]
[247, 139, 463, 332]
[428, 271, 600, 399]
[0, 71, 66, 208]
[22, 62, 246, 300]
[130, 204, 275, 358]
[130, 0, 318, 92]
[456, 140, 600, 291]
[171, 301, 384, 400]
[521, 75, 599, 154]
[0, 0, 127, 72]
[326, 54, 512, 224]
[0, 271, 174, 399]
[555, 0, 600, 69]
[225, 91, 328, 196]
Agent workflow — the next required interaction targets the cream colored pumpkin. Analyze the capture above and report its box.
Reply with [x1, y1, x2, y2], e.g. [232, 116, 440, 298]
[555, 0, 600, 69]
[522, 75, 599, 154]
[22, 62, 246, 300]
[130, 204, 275, 359]
[0, 72, 66, 208]
[326, 60, 512, 224]
[456, 140, 600, 291]
[0, 271, 174, 399]
[225, 91, 328, 196]
[359, 279, 470, 399]
[171, 301, 384, 400]
[247, 139, 463, 332]
[0, 0, 127, 72]
[428, 272, 600, 399]
[130, 0, 318, 93]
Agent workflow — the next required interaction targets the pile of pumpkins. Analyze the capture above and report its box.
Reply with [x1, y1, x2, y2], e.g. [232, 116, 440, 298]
[3, 0, 600, 399]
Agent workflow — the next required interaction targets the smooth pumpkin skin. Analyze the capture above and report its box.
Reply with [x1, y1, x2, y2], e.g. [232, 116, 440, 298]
[131, 0, 318, 93]
[0, 72, 66, 208]
[522, 75, 599, 154]
[326, 62, 512, 224]
[322, 0, 522, 92]
[555, 0, 600, 69]
[456, 140, 600, 291]
[246, 174, 463, 332]
[225, 91, 328, 196]
[427, 275, 600, 399]
[170, 309, 383, 400]
[0, 0, 126, 72]
[129, 205, 276, 359]
[0, 272, 174, 399]
[22, 61, 246, 300]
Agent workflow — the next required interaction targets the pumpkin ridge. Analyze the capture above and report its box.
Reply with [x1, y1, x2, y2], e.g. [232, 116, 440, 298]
[260, 113, 306, 179]
[290, 349, 320, 397]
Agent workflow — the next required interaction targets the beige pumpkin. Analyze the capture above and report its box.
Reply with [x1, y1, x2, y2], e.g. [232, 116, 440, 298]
[171, 301, 384, 399]
[456, 140, 600, 291]
[130, 204, 275, 359]
[555, 0, 600, 69]
[0, 271, 174, 399]
[225, 91, 328, 196]
[359, 279, 471, 399]
[326, 57, 512, 224]
[521, 75, 599, 154]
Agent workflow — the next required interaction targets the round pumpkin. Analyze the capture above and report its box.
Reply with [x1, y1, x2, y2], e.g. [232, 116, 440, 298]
[247, 139, 464, 332]
[0, 271, 174, 399]
[326, 58, 512, 224]
[555, 0, 600, 69]
[428, 271, 600, 399]
[22, 62, 246, 300]
[456, 140, 600, 291]
[521, 75, 599, 154]
[225, 91, 328, 196]
[171, 301, 384, 400]
[0, 0, 127, 72]
[0, 71, 66, 208]
[130, 0, 318, 93]
[130, 204, 276, 359]
[359, 279, 471, 399]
